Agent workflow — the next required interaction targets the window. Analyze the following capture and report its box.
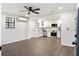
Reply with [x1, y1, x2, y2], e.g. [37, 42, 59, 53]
[5, 17, 15, 28]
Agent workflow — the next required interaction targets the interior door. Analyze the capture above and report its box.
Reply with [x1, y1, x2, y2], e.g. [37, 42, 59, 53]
[72, 8, 79, 56]
[76, 8, 79, 56]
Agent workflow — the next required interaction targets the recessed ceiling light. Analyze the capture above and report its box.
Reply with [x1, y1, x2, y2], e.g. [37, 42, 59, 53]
[59, 7, 63, 10]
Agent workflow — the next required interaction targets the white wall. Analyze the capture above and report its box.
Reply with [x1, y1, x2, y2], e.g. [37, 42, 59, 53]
[1, 12, 43, 45]
[61, 12, 76, 47]
[1, 13, 29, 45]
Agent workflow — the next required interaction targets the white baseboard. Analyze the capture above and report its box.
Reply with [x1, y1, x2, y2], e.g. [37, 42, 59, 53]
[2, 36, 43, 45]
[61, 43, 75, 47]
[2, 37, 30, 45]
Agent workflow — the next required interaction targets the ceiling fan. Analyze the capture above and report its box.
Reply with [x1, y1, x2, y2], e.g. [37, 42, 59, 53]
[19, 6, 40, 14]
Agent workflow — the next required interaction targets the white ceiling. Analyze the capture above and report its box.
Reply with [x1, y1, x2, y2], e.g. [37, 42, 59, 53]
[1, 3, 77, 17]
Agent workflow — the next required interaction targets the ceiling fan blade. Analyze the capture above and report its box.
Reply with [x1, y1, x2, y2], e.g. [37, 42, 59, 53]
[24, 6, 28, 9]
[32, 8, 40, 11]
[32, 11, 39, 14]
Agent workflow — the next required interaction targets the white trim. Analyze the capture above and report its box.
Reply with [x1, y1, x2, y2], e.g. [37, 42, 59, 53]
[2, 37, 30, 45]
[2, 36, 43, 45]
[61, 43, 75, 47]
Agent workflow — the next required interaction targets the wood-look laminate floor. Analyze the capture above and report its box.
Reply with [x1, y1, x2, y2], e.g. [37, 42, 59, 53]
[2, 37, 75, 56]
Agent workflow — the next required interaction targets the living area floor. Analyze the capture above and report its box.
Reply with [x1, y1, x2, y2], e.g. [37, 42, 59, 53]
[2, 37, 75, 56]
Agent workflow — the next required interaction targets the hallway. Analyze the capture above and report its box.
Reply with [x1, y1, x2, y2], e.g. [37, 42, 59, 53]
[2, 37, 75, 56]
